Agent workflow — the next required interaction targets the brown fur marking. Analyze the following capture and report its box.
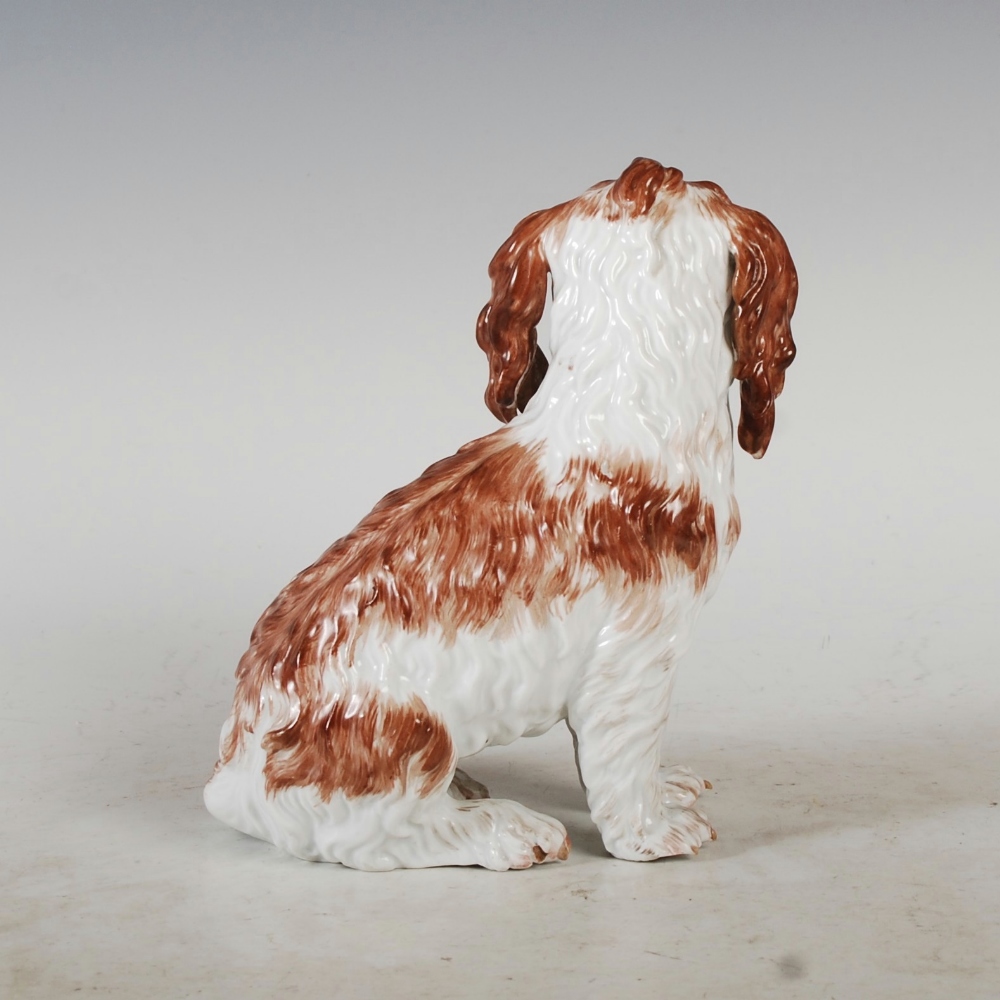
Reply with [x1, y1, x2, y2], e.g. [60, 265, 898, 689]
[262, 691, 454, 801]
[476, 200, 574, 424]
[222, 438, 719, 772]
[695, 181, 798, 458]
[607, 156, 683, 221]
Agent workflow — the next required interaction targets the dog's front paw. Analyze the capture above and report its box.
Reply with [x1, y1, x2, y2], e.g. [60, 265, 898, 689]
[660, 764, 712, 809]
[605, 803, 716, 861]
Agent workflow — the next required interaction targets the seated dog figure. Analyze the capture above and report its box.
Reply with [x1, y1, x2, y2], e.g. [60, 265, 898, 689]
[204, 157, 797, 870]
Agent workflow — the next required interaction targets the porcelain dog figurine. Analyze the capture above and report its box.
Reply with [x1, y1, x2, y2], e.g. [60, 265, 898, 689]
[205, 157, 797, 870]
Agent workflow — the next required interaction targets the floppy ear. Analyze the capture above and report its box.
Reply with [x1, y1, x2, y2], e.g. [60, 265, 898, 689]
[476, 208, 555, 423]
[726, 205, 798, 458]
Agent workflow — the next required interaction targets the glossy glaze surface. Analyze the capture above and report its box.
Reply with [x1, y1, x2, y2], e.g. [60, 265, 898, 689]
[205, 157, 797, 869]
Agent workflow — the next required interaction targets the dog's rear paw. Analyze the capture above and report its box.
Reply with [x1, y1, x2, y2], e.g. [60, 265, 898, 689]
[457, 799, 571, 870]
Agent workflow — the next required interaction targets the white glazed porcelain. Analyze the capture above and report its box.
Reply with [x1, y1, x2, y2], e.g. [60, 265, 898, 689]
[205, 157, 797, 870]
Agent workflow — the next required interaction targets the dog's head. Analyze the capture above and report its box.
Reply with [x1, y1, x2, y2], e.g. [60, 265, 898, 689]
[477, 160, 797, 457]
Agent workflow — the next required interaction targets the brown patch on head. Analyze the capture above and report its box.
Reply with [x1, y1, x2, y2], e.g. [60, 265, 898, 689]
[223, 438, 719, 769]
[607, 157, 684, 221]
[695, 181, 798, 458]
[477, 157, 686, 422]
[262, 691, 454, 801]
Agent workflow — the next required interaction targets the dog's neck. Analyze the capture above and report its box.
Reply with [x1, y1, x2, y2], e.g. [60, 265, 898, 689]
[512, 196, 737, 494]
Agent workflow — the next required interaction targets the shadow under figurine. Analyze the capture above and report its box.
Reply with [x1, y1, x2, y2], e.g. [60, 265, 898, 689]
[205, 157, 797, 870]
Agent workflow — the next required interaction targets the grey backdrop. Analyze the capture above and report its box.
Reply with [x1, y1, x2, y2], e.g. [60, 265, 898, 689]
[3, 3, 998, 997]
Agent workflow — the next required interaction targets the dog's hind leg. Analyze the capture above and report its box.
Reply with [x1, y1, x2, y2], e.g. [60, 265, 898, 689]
[339, 790, 571, 871]
[228, 774, 570, 871]
[206, 701, 568, 870]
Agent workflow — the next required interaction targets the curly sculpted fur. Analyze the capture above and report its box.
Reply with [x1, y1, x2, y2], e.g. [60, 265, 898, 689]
[205, 157, 797, 870]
